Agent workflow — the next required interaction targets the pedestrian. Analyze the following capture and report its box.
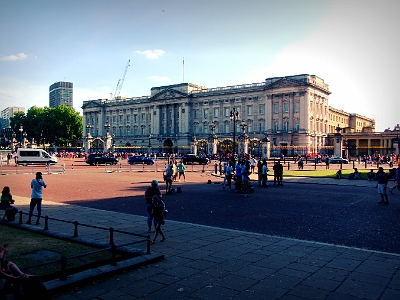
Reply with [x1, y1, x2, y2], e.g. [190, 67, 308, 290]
[144, 180, 162, 232]
[7, 153, 12, 166]
[261, 160, 269, 188]
[257, 160, 263, 186]
[26, 172, 47, 225]
[234, 160, 243, 192]
[242, 162, 251, 197]
[325, 157, 330, 169]
[224, 162, 233, 192]
[376, 167, 389, 205]
[150, 196, 166, 244]
[250, 157, 257, 174]
[389, 165, 400, 194]
[164, 163, 174, 193]
[273, 160, 283, 186]
[1, 186, 18, 222]
[178, 160, 186, 182]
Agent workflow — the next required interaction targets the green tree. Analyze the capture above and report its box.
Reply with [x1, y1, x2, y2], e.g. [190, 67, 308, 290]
[10, 105, 82, 147]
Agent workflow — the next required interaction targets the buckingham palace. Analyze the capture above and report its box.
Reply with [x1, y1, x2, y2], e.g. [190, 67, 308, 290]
[82, 74, 379, 158]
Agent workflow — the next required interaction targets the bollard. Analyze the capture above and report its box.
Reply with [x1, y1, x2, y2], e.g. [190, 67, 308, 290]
[60, 256, 67, 281]
[18, 211, 23, 224]
[72, 163, 73, 169]
[365, 160, 367, 169]
[352, 160, 355, 169]
[340, 162, 343, 170]
[44, 216, 49, 230]
[314, 160, 317, 170]
[73, 221, 79, 237]
[214, 163, 217, 174]
[288, 162, 290, 170]
[109, 227, 114, 245]
[111, 244, 117, 266]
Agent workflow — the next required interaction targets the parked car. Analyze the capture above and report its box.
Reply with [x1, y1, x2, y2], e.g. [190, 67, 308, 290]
[328, 156, 349, 164]
[182, 154, 209, 165]
[128, 156, 155, 165]
[85, 154, 118, 165]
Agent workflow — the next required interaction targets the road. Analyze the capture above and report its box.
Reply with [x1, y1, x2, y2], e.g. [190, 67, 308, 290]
[1, 158, 399, 254]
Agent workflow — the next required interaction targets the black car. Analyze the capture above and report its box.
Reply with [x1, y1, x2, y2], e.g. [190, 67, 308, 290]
[85, 154, 118, 165]
[182, 154, 209, 165]
[128, 156, 155, 165]
[328, 156, 349, 164]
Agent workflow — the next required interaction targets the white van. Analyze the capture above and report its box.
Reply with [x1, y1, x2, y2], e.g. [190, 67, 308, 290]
[17, 149, 58, 165]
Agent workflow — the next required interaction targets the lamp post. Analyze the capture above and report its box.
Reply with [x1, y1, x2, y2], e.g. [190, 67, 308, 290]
[230, 107, 239, 163]
[19, 125, 23, 147]
[148, 134, 152, 155]
[394, 124, 400, 157]
[23, 132, 27, 148]
[104, 121, 110, 152]
[11, 132, 16, 152]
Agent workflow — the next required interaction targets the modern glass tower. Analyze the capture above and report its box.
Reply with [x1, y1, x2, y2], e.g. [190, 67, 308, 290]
[49, 81, 73, 108]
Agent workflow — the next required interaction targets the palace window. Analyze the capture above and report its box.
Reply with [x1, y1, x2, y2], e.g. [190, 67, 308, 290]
[259, 122, 264, 132]
[294, 102, 300, 112]
[224, 107, 230, 117]
[273, 103, 279, 114]
[225, 123, 229, 133]
[283, 121, 289, 132]
[294, 122, 300, 132]
[283, 103, 289, 113]
[194, 110, 198, 119]
[126, 115, 130, 124]
[259, 104, 265, 115]
[273, 121, 278, 132]
[204, 108, 208, 119]
[247, 105, 252, 116]
[214, 108, 219, 118]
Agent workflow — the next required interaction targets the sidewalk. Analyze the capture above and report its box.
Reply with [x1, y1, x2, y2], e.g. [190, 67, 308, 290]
[8, 177, 400, 300]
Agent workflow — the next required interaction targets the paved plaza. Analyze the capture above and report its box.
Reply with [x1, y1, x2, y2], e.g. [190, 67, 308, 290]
[1, 160, 400, 299]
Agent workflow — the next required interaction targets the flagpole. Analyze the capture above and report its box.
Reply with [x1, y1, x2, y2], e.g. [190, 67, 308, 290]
[183, 57, 185, 83]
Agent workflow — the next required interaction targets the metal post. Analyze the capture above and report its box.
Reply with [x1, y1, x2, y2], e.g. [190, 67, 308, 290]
[109, 227, 114, 245]
[73, 221, 79, 237]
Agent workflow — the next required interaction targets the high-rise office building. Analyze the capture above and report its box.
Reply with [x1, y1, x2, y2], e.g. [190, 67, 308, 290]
[49, 81, 73, 108]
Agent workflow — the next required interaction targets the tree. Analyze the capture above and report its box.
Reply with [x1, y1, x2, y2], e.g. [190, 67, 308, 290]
[10, 105, 83, 147]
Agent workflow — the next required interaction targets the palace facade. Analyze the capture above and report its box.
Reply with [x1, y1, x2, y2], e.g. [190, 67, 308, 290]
[82, 74, 384, 157]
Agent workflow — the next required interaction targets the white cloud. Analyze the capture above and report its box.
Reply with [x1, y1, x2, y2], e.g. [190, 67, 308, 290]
[0, 89, 24, 98]
[135, 49, 165, 59]
[150, 75, 171, 82]
[0, 53, 28, 61]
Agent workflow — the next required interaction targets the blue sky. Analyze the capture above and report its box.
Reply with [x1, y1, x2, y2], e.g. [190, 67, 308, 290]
[0, 0, 399, 132]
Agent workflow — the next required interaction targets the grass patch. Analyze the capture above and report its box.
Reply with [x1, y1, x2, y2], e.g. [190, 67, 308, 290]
[282, 169, 370, 179]
[0, 225, 134, 281]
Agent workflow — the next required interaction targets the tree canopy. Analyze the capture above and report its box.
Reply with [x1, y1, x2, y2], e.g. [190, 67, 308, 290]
[10, 105, 82, 146]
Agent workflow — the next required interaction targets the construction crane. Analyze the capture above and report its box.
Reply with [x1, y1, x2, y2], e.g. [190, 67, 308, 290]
[112, 59, 130, 99]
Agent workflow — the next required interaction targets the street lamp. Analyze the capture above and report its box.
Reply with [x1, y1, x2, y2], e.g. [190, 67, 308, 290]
[394, 124, 400, 156]
[23, 132, 27, 148]
[230, 107, 239, 163]
[104, 121, 110, 152]
[11, 132, 16, 152]
[19, 125, 23, 146]
[148, 134, 152, 155]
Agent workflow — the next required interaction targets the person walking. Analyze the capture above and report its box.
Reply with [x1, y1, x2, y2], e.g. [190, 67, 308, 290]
[261, 160, 269, 188]
[150, 196, 166, 244]
[144, 180, 162, 232]
[26, 172, 47, 225]
[164, 163, 174, 193]
[224, 162, 233, 192]
[178, 160, 186, 182]
[273, 160, 283, 186]
[376, 167, 389, 205]
[389, 165, 400, 194]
